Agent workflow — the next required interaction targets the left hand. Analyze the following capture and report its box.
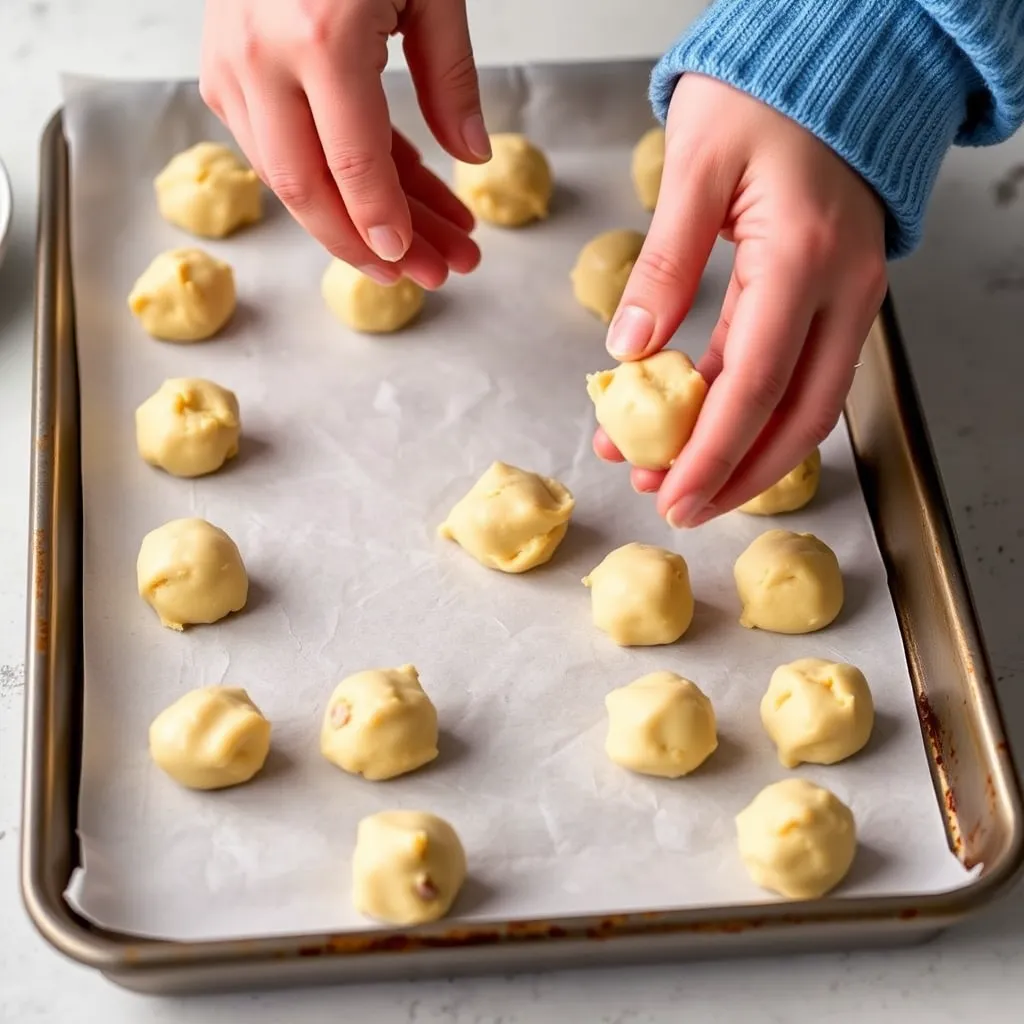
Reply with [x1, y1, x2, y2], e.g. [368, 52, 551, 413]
[593, 74, 888, 528]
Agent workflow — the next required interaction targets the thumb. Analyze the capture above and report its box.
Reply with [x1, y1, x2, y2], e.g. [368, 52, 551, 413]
[606, 130, 736, 361]
[403, 0, 491, 163]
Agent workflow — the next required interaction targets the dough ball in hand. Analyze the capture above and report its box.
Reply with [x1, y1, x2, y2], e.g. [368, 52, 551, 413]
[322, 259, 424, 334]
[605, 671, 717, 778]
[154, 142, 262, 239]
[587, 351, 708, 470]
[631, 127, 665, 210]
[734, 529, 843, 634]
[739, 448, 822, 515]
[135, 377, 240, 478]
[736, 779, 856, 899]
[137, 517, 248, 630]
[149, 686, 270, 790]
[583, 542, 693, 646]
[571, 229, 645, 324]
[761, 658, 874, 768]
[353, 810, 467, 926]
[439, 461, 575, 573]
[128, 248, 236, 342]
[321, 665, 438, 781]
[453, 134, 553, 227]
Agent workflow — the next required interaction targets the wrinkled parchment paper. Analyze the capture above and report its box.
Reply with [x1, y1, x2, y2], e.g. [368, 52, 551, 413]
[63, 65, 970, 941]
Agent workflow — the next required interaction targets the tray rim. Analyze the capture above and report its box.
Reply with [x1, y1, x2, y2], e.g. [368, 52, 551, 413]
[21, 103, 1024, 985]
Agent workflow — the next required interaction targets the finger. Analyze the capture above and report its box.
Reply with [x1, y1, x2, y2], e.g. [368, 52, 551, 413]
[408, 198, 480, 274]
[696, 269, 741, 386]
[401, 159, 477, 232]
[303, 60, 413, 263]
[208, 83, 263, 180]
[396, 232, 451, 291]
[593, 428, 624, 462]
[243, 79, 399, 283]
[655, 267, 818, 526]
[605, 130, 737, 360]
[631, 467, 666, 493]
[689, 299, 877, 523]
[402, 0, 491, 162]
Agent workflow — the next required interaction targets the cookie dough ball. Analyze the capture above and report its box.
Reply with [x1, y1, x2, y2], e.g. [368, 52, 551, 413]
[587, 350, 708, 470]
[583, 542, 693, 646]
[128, 248, 236, 342]
[321, 258, 424, 334]
[734, 530, 844, 634]
[149, 686, 270, 790]
[631, 127, 665, 211]
[571, 229, 645, 324]
[736, 779, 856, 899]
[605, 671, 717, 778]
[761, 659, 874, 768]
[137, 518, 248, 630]
[154, 142, 262, 239]
[739, 448, 822, 515]
[135, 378, 240, 478]
[321, 665, 438, 781]
[438, 461, 575, 573]
[453, 133, 553, 227]
[353, 811, 467, 926]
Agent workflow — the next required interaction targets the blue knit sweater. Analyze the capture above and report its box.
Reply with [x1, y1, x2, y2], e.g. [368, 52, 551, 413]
[652, 1, 1024, 256]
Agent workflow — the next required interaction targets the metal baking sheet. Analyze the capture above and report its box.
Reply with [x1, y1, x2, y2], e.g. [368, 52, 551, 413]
[22, 61, 1023, 993]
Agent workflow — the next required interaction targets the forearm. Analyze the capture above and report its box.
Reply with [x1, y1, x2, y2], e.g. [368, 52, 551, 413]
[652, 0, 1024, 257]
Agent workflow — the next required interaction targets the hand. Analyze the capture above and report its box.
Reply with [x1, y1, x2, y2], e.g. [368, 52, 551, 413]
[200, 0, 488, 288]
[594, 74, 887, 528]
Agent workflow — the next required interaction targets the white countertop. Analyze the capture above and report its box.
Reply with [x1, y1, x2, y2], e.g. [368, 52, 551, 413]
[2, 2, 1024, 1020]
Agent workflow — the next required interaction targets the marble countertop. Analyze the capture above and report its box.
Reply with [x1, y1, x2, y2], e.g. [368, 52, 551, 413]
[2, 2, 1023, 1020]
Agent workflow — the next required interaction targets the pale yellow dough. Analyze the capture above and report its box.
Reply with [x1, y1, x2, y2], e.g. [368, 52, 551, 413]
[438, 461, 575, 573]
[321, 665, 438, 781]
[453, 134, 553, 227]
[353, 810, 467, 926]
[128, 248, 236, 342]
[587, 350, 708, 470]
[761, 658, 874, 768]
[583, 542, 694, 646]
[734, 529, 844, 634]
[605, 671, 717, 778]
[739, 448, 822, 515]
[149, 686, 270, 790]
[632, 127, 666, 211]
[154, 142, 262, 239]
[137, 518, 248, 630]
[135, 377, 240, 478]
[321, 259, 425, 334]
[571, 229, 646, 324]
[736, 778, 856, 899]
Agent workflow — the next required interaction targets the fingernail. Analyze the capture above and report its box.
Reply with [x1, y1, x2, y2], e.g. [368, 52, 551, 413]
[360, 264, 399, 285]
[367, 225, 407, 263]
[667, 496, 707, 529]
[461, 113, 492, 160]
[606, 305, 655, 358]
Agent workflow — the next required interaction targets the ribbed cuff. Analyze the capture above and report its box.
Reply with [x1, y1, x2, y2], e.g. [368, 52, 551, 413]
[650, 0, 977, 257]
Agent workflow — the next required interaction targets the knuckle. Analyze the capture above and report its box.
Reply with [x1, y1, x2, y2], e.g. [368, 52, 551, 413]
[266, 170, 315, 211]
[733, 366, 788, 414]
[784, 220, 841, 269]
[325, 146, 379, 189]
[633, 248, 688, 290]
[803, 407, 843, 449]
[294, 0, 335, 47]
[437, 51, 480, 100]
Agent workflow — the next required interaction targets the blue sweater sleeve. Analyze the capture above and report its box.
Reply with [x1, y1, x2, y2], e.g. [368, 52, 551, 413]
[651, 0, 1024, 257]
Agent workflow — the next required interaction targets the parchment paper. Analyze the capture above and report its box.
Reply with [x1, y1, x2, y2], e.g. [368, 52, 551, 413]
[63, 65, 971, 941]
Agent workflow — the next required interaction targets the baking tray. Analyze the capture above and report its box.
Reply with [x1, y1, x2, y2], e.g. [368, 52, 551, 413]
[22, 77, 1024, 991]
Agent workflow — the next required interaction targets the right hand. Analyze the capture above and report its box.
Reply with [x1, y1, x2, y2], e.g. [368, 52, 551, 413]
[200, 0, 488, 288]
